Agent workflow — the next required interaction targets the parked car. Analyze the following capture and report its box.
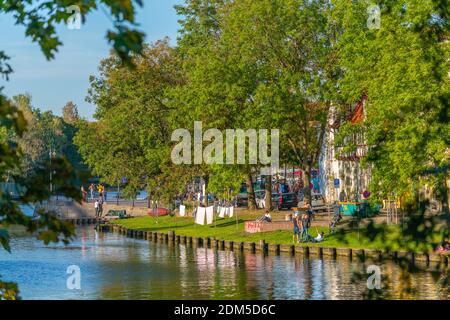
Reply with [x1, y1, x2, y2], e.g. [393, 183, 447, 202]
[297, 193, 327, 211]
[311, 193, 326, 208]
[254, 191, 297, 210]
[236, 193, 248, 207]
[273, 192, 298, 210]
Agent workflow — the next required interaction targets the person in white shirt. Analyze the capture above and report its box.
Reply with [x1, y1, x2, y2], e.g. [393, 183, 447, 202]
[94, 200, 99, 217]
[313, 231, 324, 243]
[263, 210, 272, 222]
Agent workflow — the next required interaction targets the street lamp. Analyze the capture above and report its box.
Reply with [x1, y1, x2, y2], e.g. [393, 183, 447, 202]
[49, 148, 56, 194]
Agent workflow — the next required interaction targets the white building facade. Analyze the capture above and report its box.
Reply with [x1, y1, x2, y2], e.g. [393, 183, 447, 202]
[318, 98, 371, 204]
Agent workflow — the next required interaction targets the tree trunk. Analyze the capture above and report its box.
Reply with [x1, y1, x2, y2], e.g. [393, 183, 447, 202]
[303, 164, 312, 205]
[440, 175, 449, 214]
[246, 172, 256, 210]
[265, 175, 272, 211]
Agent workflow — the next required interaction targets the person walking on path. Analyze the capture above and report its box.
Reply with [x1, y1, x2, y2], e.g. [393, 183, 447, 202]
[97, 184, 103, 196]
[98, 196, 104, 217]
[329, 201, 342, 234]
[89, 183, 95, 200]
[80, 185, 87, 203]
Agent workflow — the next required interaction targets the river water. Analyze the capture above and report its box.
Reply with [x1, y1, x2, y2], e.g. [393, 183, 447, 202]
[0, 227, 448, 300]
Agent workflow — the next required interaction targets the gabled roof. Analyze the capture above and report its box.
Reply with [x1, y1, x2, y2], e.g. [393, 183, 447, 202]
[350, 94, 367, 124]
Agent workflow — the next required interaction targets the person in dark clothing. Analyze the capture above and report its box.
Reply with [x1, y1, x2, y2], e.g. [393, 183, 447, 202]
[98, 196, 104, 217]
[306, 203, 313, 226]
[293, 212, 300, 243]
[339, 190, 346, 202]
[333, 201, 340, 216]
[440, 237, 450, 251]
[300, 209, 311, 242]
[329, 201, 342, 233]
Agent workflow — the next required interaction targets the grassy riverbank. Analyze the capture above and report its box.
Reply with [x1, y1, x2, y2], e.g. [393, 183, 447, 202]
[110, 210, 443, 253]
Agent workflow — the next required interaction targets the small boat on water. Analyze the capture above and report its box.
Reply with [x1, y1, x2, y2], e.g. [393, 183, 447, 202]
[148, 208, 170, 217]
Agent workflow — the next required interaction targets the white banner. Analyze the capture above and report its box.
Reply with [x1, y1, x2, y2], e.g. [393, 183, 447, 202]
[206, 206, 214, 225]
[195, 207, 206, 225]
[179, 205, 186, 217]
[219, 207, 225, 218]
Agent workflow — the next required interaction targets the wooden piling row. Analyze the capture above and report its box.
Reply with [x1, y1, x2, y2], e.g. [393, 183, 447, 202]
[224, 241, 233, 250]
[64, 218, 105, 225]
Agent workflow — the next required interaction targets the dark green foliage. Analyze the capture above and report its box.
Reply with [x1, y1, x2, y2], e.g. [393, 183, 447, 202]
[0, 0, 146, 300]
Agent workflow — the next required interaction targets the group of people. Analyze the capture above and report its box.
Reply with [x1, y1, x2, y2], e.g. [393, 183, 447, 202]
[88, 183, 107, 201]
[91, 184, 107, 218]
[81, 183, 107, 218]
[292, 202, 342, 243]
[94, 197, 104, 218]
[292, 204, 324, 243]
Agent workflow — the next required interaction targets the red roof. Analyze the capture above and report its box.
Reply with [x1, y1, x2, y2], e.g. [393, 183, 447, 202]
[350, 94, 367, 124]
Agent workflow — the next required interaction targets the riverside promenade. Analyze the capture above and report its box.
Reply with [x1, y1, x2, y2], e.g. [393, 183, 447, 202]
[35, 196, 149, 222]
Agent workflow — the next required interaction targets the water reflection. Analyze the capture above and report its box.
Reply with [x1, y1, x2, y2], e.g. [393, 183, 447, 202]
[0, 227, 447, 300]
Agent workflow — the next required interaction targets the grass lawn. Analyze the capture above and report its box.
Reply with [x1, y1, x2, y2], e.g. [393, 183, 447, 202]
[110, 210, 441, 253]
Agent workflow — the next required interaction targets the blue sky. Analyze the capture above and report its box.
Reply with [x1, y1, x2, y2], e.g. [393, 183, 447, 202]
[0, 0, 183, 120]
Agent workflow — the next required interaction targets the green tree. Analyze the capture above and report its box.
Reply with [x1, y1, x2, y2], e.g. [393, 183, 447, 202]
[61, 102, 88, 176]
[62, 101, 80, 124]
[174, 0, 284, 209]
[10, 95, 67, 179]
[169, 0, 335, 209]
[207, 0, 335, 204]
[0, 0, 146, 299]
[75, 40, 184, 204]
[331, 0, 449, 207]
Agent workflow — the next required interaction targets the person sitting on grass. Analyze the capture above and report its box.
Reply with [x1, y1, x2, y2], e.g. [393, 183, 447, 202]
[263, 210, 272, 222]
[312, 231, 324, 243]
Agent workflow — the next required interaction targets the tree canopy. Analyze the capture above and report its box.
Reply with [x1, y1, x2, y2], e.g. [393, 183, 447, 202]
[331, 0, 449, 204]
[0, 0, 146, 299]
